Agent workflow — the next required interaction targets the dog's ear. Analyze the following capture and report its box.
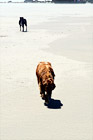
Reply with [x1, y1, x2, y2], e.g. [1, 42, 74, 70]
[20, 17, 23, 20]
[52, 83, 56, 90]
[42, 79, 47, 86]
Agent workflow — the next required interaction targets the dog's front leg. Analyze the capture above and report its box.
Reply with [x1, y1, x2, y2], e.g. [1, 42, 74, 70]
[48, 90, 52, 99]
[22, 25, 24, 32]
[39, 84, 45, 99]
[45, 90, 52, 104]
[45, 93, 49, 104]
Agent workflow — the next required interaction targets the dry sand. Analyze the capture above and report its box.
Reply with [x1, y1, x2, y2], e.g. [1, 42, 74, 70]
[0, 3, 93, 140]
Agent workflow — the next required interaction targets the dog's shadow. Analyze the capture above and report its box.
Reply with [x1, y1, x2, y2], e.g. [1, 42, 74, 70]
[44, 98, 63, 109]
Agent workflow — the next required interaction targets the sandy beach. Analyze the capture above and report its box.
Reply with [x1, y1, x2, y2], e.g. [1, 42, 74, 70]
[0, 3, 93, 140]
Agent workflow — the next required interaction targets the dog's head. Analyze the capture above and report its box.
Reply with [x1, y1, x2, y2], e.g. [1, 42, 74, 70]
[43, 78, 56, 92]
[20, 17, 24, 21]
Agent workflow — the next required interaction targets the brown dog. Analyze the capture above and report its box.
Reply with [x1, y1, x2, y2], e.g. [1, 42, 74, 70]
[36, 62, 56, 104]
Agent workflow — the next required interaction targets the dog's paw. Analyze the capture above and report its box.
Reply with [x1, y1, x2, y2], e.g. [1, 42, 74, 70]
[41, 94, 45, 100]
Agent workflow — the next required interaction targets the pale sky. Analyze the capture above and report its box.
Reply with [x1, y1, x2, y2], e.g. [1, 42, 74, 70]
[0, 0, 24, 2]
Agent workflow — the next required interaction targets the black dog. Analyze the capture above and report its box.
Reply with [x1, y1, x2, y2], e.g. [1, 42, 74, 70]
[19, 17, 27, 32]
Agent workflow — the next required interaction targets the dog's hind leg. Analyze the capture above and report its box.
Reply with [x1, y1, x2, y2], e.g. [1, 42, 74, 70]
[26, 26, 27, 32]
[20, 25, 21, 31]
[25, 20, 27, 32]
[20, 27, 21, 31]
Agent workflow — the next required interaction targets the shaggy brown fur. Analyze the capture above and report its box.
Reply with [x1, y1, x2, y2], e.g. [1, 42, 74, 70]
[36, 62, 56, 104]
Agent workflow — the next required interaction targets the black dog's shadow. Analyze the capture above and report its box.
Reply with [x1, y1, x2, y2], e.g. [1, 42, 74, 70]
[44, 98, 63, 109]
